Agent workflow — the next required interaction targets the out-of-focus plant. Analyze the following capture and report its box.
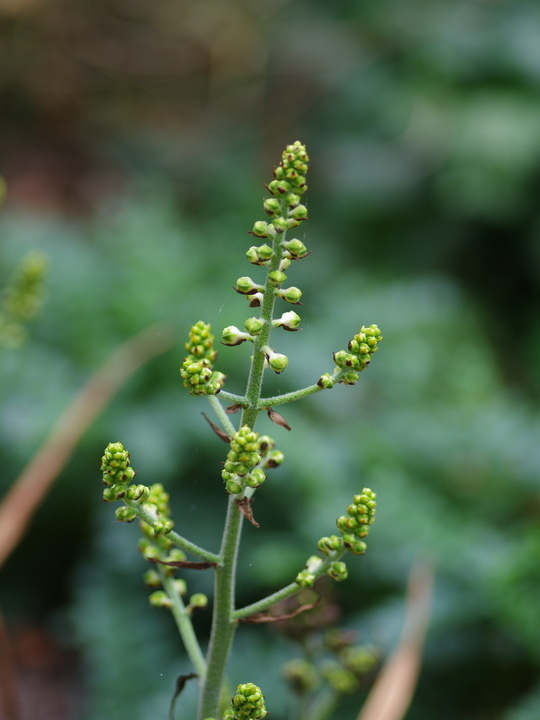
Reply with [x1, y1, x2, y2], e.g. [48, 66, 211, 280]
[98, 143, 384, 720]
[0, 180, 47, 348]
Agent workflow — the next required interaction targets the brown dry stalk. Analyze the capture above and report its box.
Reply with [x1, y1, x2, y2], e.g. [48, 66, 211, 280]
[0, 323, 174, 569]
[357, 562, 434, 720]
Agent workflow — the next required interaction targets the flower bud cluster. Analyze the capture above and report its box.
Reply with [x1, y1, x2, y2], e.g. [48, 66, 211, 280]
[335, 488, 377, 555]
[101, 442, 149, 507]
[223, 143, 310, 380]
[229, 683, 268, 720]
[0, 251, 48, 349]
[295, 555, 323, 588]
[222, 428, 282, 495]
[333, 325, 383, 385]
[138, 483, 175, 540]
[180, 321, 225, 395]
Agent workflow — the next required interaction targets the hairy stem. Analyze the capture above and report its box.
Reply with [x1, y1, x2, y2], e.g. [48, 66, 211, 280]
[160, 569, 207, 678]
[197, 496, 243, 719]
[258, 368, 352, 408]
[232, 551, 345, 621]
[198, 203, 290, 719]
[123, 499, 220, 564]
[207, 394, 237, 437]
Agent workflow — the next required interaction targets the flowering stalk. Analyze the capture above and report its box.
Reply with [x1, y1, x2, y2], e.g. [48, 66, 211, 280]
[98, 142, 383, 720]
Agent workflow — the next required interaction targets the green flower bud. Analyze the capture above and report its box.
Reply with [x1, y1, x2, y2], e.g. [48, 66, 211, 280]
[333, 351, 356, 368]
[295, 569, 315, 588]
[149, 591, 171, 608]
[337, 515, 357, 532]
[142, 545, 161, 561]
[189, 593, 208, 609]
[126, 484, 150, 501]
[235, 277, 265, 295]
[317, 373, 334, 389]
[268, 270, 287, 286]
[276, 286, 302, 304]
[246, 244, 274, 265]
[230, 683, 268, 719]
[327, 561, 348, 582]
[263, 346, 289, 374]
[341, 371, 360, 385]
[251, 221, 275, 238]
[288, 204, 308, 222]
[279, 256, 291, 271]
[153, 518, 174, 535]
[143, 569, 161, 587]
[226, 478, 243, 495]
[256, 436, 275, 454]
[273, 311, 301, 331]
[112, 482, 127, 498]
[267, 179, 292, 196]
[244, 317, 265, 336]
[115, 506, 137, 523]
[348, 540, 367, 555]
[245, 468, 266, 488]
[272, 216, 289, 233]
[317, 535, 344, 555]
[222, 326, 253, 346]
[173, 579, 188, 596]
[284, 193, 301, 208]
[102, 486, 118, 502]
[283, 238, 308, 258]
[263, 198, 281, 216]
[264, 450, 284, 468]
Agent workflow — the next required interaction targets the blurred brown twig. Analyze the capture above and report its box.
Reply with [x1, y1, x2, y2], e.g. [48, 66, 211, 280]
[357, 562, 434, 720]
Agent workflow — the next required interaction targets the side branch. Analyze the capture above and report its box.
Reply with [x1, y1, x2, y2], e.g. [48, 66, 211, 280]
[124, 499, 221, 564]
[258, 368, 352, 408]
[232, 552, 345, 621]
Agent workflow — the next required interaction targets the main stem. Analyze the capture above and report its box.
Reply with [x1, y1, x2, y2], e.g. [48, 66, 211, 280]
[197, 496, 243, 719]
[197, 211, 287, 719]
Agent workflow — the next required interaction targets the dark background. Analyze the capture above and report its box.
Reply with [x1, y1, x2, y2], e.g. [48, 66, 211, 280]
[1, 0, 540, 718]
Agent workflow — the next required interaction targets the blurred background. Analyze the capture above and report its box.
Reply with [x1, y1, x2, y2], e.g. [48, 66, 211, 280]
[1, 0, 540, 718]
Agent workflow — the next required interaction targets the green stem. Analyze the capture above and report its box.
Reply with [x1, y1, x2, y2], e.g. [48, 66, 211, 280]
[258, 383, 323, 408]
[241, 225, 287, 429]
[197, 496, 243, 720]
[207, 394, 237, 437]
[258, 368, 352, 408]
[232, 552, 346, 621]
[160, 569, 207, 678]
[124, 499, 220, 564]
[198, 206, 291, 719]
[216, 390, 247, 405]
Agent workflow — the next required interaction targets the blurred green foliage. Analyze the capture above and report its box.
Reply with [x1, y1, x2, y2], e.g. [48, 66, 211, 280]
[1, 0, 540, 718]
